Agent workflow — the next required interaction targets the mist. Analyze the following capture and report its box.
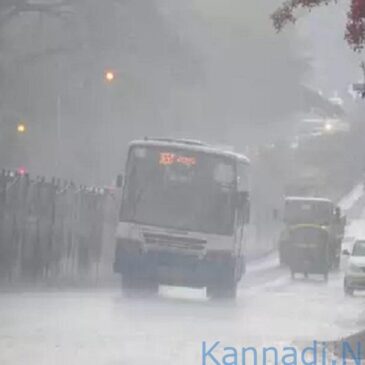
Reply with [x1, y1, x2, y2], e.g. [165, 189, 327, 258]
[0, 0, 317, 184]
[1, 1, 365, 364]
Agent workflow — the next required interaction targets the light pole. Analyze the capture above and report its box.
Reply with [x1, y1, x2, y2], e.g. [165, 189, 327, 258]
[351, 62, 365, 98]
[15, 121, 28, 170]
[102, 69, 117, 181]
[56, 95, 62, 176]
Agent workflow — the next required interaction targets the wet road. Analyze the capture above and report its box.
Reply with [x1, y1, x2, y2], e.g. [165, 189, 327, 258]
[1, 188, 365, 365]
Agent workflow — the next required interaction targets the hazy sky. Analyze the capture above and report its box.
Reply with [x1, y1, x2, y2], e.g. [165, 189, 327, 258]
[297, 0, 361, 96]
[1, 0, 360, 182]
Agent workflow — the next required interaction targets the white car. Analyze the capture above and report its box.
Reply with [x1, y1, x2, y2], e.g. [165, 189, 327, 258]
[343, 240, 365, 295]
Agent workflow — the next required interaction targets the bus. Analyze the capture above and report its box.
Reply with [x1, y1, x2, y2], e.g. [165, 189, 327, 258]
[113, 138, 250, 299]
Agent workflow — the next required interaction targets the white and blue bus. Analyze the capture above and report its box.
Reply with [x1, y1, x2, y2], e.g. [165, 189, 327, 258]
[114, 138, 250, 299]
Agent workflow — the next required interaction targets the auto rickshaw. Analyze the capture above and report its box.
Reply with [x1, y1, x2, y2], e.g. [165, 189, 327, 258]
[287, 224, 330, 280]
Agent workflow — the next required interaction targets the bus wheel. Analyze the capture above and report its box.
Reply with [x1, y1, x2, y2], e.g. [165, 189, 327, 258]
[121, 273, 158, 297]
[207, 282, 237, 300]
[207, 269, 237, 300]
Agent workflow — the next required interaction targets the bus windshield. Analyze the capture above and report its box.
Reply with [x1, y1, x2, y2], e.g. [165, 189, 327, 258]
[120, 145, 237, 235]
[284, 199, 333, 225]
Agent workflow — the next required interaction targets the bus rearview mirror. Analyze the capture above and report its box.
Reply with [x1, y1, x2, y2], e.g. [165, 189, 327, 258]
[116, 174, 124, 188]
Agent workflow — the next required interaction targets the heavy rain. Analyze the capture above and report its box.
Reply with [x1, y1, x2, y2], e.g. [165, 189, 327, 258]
[1, 1, 365, 364]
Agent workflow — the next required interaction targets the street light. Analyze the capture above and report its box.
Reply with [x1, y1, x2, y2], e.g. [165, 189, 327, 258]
[324, 122, 334, 132]
[104, 70, 115, 83]
[17, 123, 26, 134]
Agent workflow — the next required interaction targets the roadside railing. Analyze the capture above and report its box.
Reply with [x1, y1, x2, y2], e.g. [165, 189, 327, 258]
[0, 170, 121, 285]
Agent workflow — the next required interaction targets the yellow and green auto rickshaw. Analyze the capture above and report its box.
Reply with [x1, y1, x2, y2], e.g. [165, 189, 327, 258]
[287, 224, 330, 280]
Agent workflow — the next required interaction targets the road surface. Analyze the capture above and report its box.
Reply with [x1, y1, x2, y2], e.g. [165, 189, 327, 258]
[1, 188, 365, 365]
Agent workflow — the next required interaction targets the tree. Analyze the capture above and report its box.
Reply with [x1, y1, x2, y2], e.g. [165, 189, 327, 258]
[272, 0, 365, 51]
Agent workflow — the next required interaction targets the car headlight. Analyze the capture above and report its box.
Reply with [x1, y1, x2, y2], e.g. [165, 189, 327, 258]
[348, 263, 362, 273]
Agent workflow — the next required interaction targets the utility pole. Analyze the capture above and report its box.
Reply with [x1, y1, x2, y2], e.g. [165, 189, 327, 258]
[56, 95, 62, 175]
[350, 62, 365, 98]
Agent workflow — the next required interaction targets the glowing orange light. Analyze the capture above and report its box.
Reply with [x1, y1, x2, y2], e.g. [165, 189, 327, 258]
[159, 152, 196, 166]
[17, 123, 26, 133]
[105, 70, 115, 82]
[176, 156, 196, 166]
[159, 153, 175, 165]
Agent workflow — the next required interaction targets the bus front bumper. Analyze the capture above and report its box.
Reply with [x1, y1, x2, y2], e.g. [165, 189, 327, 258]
[114, 242, 239, 288]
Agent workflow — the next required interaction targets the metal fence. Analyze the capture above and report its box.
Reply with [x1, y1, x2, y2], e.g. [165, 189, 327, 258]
[0, 170, 120, 285]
